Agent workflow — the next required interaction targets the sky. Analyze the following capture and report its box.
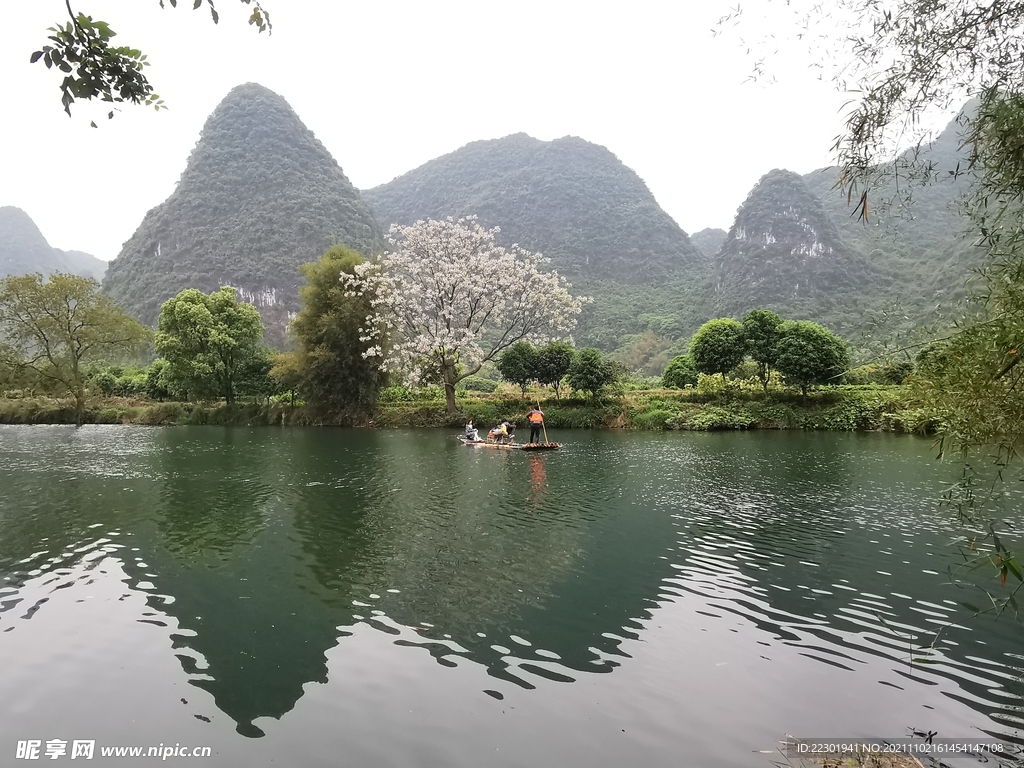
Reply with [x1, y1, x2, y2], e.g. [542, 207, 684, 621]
[1, 1, 904, 261]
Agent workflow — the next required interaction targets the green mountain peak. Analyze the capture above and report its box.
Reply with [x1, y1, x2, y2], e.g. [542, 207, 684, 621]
[103, 82, 383, 345]
[363, 132, 703, 283]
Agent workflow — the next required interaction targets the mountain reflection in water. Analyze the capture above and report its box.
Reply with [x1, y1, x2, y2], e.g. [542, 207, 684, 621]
[0, 427, 1021, 767]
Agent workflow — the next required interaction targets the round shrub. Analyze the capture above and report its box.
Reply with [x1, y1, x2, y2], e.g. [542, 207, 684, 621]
[458, 376, 498, 393]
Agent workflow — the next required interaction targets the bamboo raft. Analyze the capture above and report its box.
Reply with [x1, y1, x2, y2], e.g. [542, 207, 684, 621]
[457, 436, 561, 451]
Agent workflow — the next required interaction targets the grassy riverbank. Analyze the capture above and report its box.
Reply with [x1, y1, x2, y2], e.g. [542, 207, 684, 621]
[0, 385, 934, 432]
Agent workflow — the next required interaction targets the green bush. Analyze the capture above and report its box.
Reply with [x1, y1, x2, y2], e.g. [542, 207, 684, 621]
[458, 376, 499, 393]
[749, 402, 798, 428]
[115, 374, 147, 398]
[378, 386, 416, 403]
[801, 401, 871, 430]
[96, 407, 132, 424]
[843, 365, 883, 385]
[667, 405, 758, 431]
[91, 371, 117, 396]
[377, 384, 447, 404]
[728, 360, 760, 380]
[136, 403, 185, 425]
[880, 407, 939, 434]
[630, 407, 675, 429]
[662, 354, 698, 389]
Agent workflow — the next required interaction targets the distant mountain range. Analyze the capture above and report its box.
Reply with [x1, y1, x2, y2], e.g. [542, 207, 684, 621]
[3, 86, 983, 373]
[0, 206, 106, 281]
[362, 113, 981, 365]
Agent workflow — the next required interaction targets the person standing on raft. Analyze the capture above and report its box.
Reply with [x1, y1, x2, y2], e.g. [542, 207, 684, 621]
[527, 406, 545, 444]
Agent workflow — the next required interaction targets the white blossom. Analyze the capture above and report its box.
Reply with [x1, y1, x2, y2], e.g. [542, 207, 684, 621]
[341, 217, 587, 397]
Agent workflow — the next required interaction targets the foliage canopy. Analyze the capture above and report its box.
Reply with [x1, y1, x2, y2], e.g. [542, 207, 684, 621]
[279, 246, 384, 417]
[661, 354, 698, 389]
[689, 318, 746, 379]
[742, 309, 783, 395]
[774, 320, 849, 398]
[534, 341, 575, 399]
[497, 341, 538, 397]
[155, 286, 265, 404]
[0, 273, 149, 414]
[566, 347, 616, 399]
[343, 217, 585, 413]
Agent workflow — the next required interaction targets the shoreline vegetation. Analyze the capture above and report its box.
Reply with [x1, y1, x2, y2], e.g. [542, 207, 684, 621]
[0, 384, 933, 433]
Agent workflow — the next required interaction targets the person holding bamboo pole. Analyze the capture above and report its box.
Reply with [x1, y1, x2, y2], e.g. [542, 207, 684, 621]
[527, 405, 545, 444]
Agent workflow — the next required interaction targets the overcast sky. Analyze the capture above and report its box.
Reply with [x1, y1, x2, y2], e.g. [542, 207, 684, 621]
[2, 1, 907, 261]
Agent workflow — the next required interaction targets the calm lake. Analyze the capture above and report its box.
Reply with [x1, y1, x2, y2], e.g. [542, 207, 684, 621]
[1, 426, 1022, 766]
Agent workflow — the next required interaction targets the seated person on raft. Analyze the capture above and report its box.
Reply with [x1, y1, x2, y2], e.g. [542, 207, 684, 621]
[488, 420, 514, 443]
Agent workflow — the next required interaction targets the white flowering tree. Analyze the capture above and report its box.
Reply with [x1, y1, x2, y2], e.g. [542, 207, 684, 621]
[343, 217, 586, 413]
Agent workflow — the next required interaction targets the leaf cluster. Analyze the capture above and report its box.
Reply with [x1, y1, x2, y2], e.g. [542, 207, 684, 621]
[154, 286, 266, 403]
[496, 341, 576, 398]
[31, 0, 271, 118]
[275, 246, 385, 417]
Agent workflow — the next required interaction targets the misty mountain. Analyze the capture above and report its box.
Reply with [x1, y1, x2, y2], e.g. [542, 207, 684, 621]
[690, 228, 727, 259]
[802, 110, 982, 311]
[0, 206, 107, 281]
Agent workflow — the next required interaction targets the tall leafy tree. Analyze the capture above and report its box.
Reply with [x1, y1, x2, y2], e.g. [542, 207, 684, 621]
[497, 341, 537, 397]
[155, 286, 264, 403]
[689, 318, 745, 381]
[235, 346, 276, 403]
[661, 354, 697, 389]
[773, 320, 849, 399]
[567, 347, 615, 399]
[343, 217, 585, 413]
[31, 0, 271, 119]
[742, 309, 783, 395]
[282, 246, 384, 417]
[0, 273, 149, 415]
[534, 341, 575, 400]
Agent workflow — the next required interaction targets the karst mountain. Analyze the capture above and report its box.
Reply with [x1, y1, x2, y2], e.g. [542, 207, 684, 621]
[102, 83, 383, 346]
[363, 133, 705, 282]
[85, 87, 984, 364]
[712, 169, 882, 335]
[0, 206, 106, 281]
[362, 133, 713, 351]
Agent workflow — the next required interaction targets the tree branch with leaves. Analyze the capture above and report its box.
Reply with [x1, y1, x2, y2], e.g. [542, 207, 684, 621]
[31, 0, 271, 121]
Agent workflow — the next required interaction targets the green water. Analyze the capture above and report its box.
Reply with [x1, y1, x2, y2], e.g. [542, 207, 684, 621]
[0, 426, 1021, 766]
